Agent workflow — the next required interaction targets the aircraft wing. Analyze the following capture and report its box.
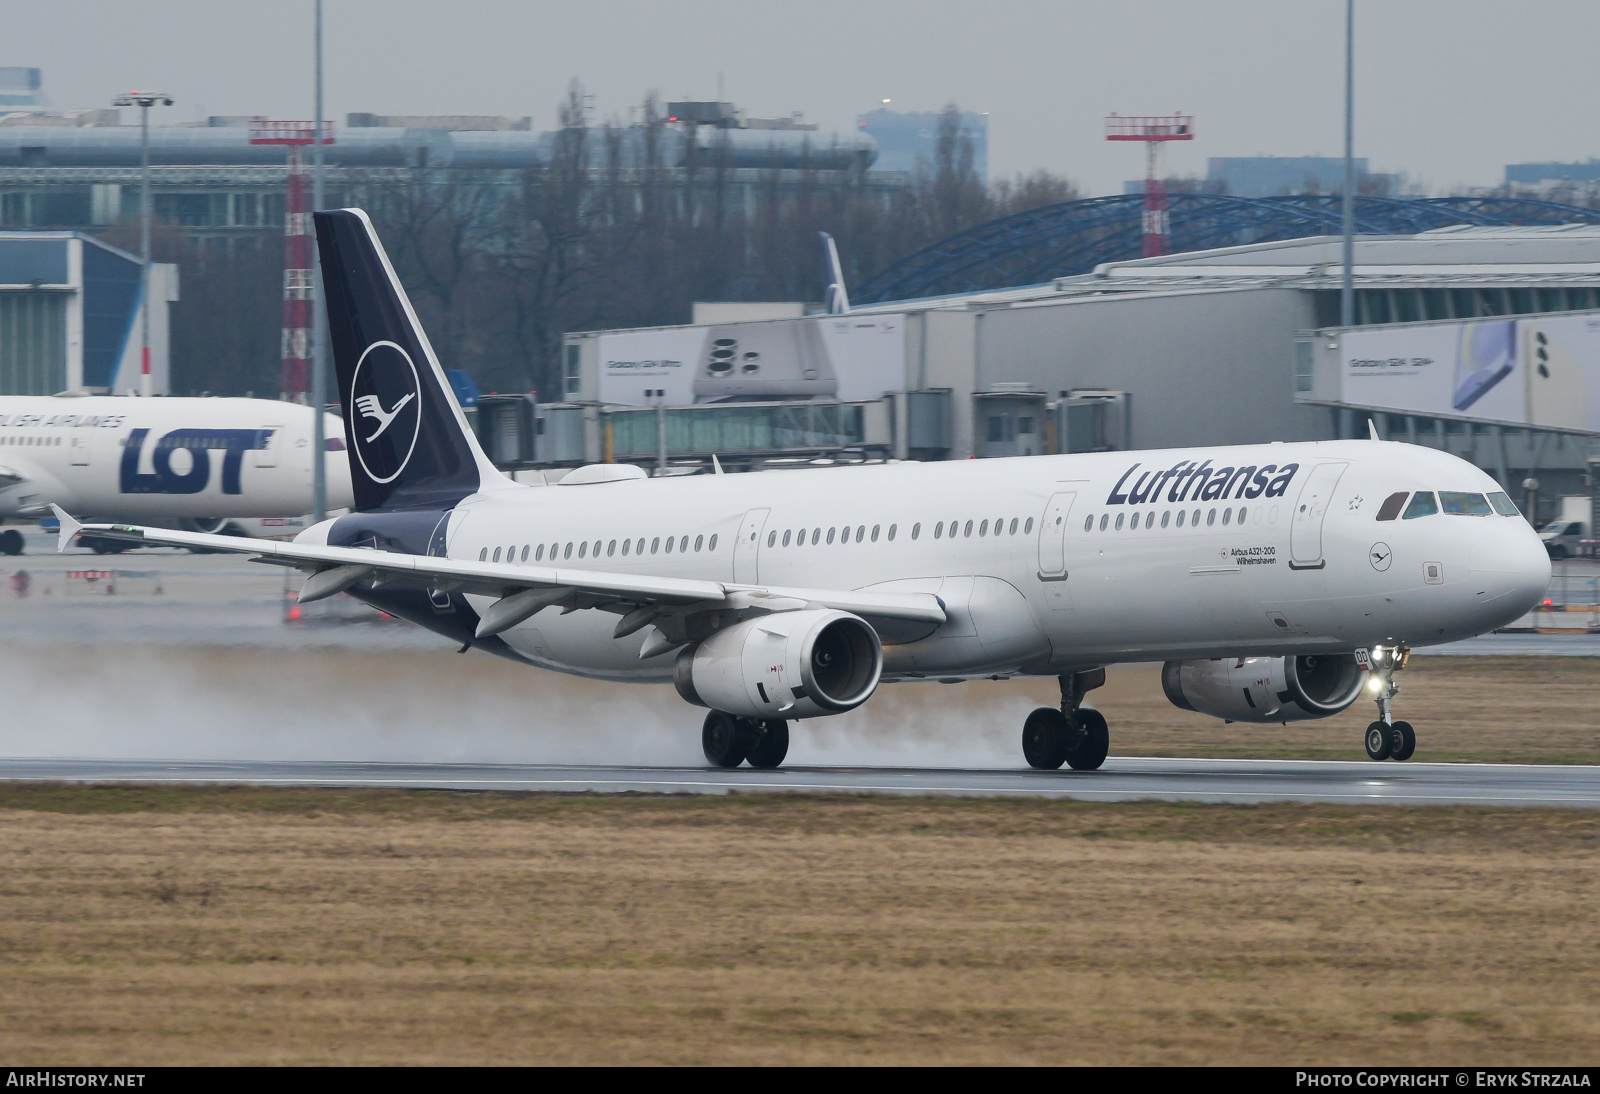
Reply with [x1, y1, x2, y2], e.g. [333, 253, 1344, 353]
[50, 508, 947, 643]
[0, 465, 25, 490]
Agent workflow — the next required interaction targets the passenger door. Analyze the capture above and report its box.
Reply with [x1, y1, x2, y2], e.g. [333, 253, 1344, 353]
[1036, 491, 1076, 609]
[251, 426, 281, 468]
[733, 508, 770, 584]
[69, 433, 91, 467]
[1289, 461, 1348, 570]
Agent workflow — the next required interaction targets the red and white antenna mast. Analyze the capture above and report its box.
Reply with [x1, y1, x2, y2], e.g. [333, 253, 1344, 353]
[1106, 113, 1193, 257]
[249, 118, 333, 401]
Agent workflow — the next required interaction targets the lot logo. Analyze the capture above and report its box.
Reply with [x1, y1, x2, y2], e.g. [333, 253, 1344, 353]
[350, 340, 422, 486]
[1105, 459, 1300, 506]
[119, 428, 274, 495]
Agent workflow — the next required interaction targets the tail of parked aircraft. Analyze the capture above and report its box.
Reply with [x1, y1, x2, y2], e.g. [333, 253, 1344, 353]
[313, 208, 507, 512]
[820, 232, 850, 315]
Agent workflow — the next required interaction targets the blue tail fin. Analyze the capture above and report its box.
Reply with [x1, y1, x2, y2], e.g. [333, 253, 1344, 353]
[820, 232, 850, 315]
[314, 208, 504, 512]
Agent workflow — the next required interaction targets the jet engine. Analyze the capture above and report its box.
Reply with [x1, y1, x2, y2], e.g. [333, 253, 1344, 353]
[675, 609, 883, 720]
[1162, 654, 1368, 724]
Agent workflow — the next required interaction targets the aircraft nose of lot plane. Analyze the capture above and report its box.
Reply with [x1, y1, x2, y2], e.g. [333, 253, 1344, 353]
[1468, 527, 1552, 622]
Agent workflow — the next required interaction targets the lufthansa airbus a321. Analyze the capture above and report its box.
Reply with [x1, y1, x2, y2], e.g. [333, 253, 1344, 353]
[53, 209, 1551, 769]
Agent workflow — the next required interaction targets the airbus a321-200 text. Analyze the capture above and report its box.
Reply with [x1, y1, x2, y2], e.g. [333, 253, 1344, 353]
[54, 209, 1551, 770]
[0, 393, 353, 554]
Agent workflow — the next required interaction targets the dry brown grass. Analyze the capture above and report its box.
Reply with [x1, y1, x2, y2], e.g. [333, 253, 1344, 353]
[1, 787, 1598, 1065]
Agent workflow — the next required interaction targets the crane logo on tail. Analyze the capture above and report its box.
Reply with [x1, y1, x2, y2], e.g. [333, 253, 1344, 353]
[349, 340, 422, 486]
[356, 391, 415, 442]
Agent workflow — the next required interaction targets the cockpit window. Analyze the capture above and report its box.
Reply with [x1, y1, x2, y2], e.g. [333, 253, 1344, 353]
[1376, 492, 1409, 521]
[1439, 491, 1494, 516]
[1487, 491, 1520, 517]
[1402, 491, 1438, 519]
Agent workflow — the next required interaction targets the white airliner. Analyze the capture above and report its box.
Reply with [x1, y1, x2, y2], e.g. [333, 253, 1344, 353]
[53, 210, 1551, 770]
[0, 394, 353, 554]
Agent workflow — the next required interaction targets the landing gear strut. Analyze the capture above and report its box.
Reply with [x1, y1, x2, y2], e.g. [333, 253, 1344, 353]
[1023, 669, 1109, 771]
[702, 711, 790, 769]
[1363, 645, 1415, 762]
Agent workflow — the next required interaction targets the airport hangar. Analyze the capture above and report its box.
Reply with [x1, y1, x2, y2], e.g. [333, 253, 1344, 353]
[550, 214, 1600, 522]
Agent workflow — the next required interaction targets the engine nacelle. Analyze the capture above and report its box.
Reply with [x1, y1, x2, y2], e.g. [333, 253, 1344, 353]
[675, 609, 883, 720]
[1162, 654, 1368, 724]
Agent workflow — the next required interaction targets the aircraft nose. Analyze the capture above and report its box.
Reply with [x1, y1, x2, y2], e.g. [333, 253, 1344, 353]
[1469, 531, 1551, 613]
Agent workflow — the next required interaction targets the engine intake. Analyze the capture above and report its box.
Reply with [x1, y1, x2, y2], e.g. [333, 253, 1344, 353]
[1162, 654, 1367, 724]
[675, 609, 883, 720]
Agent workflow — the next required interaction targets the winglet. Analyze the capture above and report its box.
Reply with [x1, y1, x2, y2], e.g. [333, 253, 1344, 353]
[49, 504, 81, 553]
[711, 454, 724, 476]
[820, 232, 850, 315]
[1367, 418, 1380, 441]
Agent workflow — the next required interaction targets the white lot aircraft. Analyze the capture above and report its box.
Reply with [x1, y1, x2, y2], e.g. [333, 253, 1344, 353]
[53, 209, 1551, 769]
[0, 394, 353, 554]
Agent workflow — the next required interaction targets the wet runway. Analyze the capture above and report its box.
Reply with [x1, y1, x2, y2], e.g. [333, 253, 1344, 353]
[4, 756, 1598, 808]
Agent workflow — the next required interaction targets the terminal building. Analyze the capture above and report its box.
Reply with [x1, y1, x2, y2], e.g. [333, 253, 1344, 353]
[555, 224, 1600, 522]
[0, 231, 177, 395]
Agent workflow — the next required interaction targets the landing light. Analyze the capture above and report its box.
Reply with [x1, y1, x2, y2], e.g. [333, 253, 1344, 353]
[1367, 678, 1384, 692]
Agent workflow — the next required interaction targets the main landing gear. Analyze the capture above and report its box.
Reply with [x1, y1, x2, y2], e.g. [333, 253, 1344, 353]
[1023, 668, 1110, 771]
[1363, 645, 1416, 762]
[702, 710, 790, 770]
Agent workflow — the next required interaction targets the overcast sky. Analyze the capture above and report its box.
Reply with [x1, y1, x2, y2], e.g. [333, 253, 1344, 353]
[7, 0, 1600, 195]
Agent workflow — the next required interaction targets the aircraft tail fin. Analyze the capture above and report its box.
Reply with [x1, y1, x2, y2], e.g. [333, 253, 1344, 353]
[313, 208, 508, 512]
[820, 231, 850, 315]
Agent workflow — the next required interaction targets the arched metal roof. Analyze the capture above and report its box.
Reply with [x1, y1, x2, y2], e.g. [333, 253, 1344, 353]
[853, 193, 1600, 304]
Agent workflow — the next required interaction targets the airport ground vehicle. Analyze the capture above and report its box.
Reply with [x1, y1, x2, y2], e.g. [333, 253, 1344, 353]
[1539, 496, 1594, 559]
[57, 210, 1551, 768]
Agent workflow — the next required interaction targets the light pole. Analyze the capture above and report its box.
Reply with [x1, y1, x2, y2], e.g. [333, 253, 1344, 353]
[311, 0, 328, 521]
[112, 90, 173, 398]
[1340, 0, 1355, 329]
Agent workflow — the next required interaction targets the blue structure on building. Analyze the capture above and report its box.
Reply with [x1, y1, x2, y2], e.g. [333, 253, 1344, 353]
[856, 107, 987, 181]
[854, 193, 1600, 304]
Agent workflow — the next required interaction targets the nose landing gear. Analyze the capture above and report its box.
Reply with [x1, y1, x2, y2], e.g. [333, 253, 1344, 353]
[1023, 669, 1109, 771]
[1362, 645, 1416, 762]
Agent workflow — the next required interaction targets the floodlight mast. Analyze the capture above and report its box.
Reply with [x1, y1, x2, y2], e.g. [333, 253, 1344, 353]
[110, 91, 173, 397]
[1106, 113, 1194, 258]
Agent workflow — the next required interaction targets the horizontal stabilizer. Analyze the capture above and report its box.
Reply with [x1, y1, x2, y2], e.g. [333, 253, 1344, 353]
[49, 505, 82, 553]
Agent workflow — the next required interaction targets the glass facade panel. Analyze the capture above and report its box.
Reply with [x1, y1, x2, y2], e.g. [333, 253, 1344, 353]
[0, 291, 67, 395]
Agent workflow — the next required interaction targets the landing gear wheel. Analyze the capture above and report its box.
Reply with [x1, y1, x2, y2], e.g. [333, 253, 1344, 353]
[1389, 720, 1416, 762]
[701, 711, 748, 768]
[0, 529, 22, 556]
[1365, 721, 1394, 762]
[1065, 707, 1110, 771]
[1022, 707, 1068, 770]
[744, 719, 790, 769]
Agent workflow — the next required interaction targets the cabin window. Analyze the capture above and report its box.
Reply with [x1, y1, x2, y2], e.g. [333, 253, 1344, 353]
[1440, 491, 1493, 516]
[1403, 492, 1439, 519]
[1008, 518, 1018, 535]
[578, 542, 587, 558]
[1145, 512, 1154, 529]
[856, 525, 865, 543]
[783, 530, 792, 546]
[1487, 491, 1519, 516]
[1084, 516, 1093, 532]
[871, 525, 880, 542]
[1024, 518, 1033, 534]
[1238, 507, 1248, 525]
[492, 547, 502, 562]
[536, 544, 545, 561]
[680, 536, 689, 552]
[1222, 508, 1232, 526]
[594, 540, 603, 556]
[979, 520, 989, 537]
[768, 531, 777, 547]
[635, 538, 645, 555]
[908, 523, 917, 540]
[1376, 491, 1410, 521]
[827, 527, 836, 544]
[934, 522, 944, 539]
[1114, 513, 1124, 531]
[479, 548, 488, 561]
[888, 524, 898, 541]
[964, 520, 974, 538]
[664, 537, 674, 554]
[521, 545, 529, 562]
[1192, 509, 1201, 526]
[1099, 514, 1108, 531]
[651, 537, 660, 554]
[620, 539, 629, 556]
[694, 535, 704, 552]
[1176, 510, 1186, 527]
[708, 534, 717, 551]
[1160, 511, 1170, 528]
[1206, 508, 1217, 526]
[608, 540, 617, 557]
[809, 528, 819, 545]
